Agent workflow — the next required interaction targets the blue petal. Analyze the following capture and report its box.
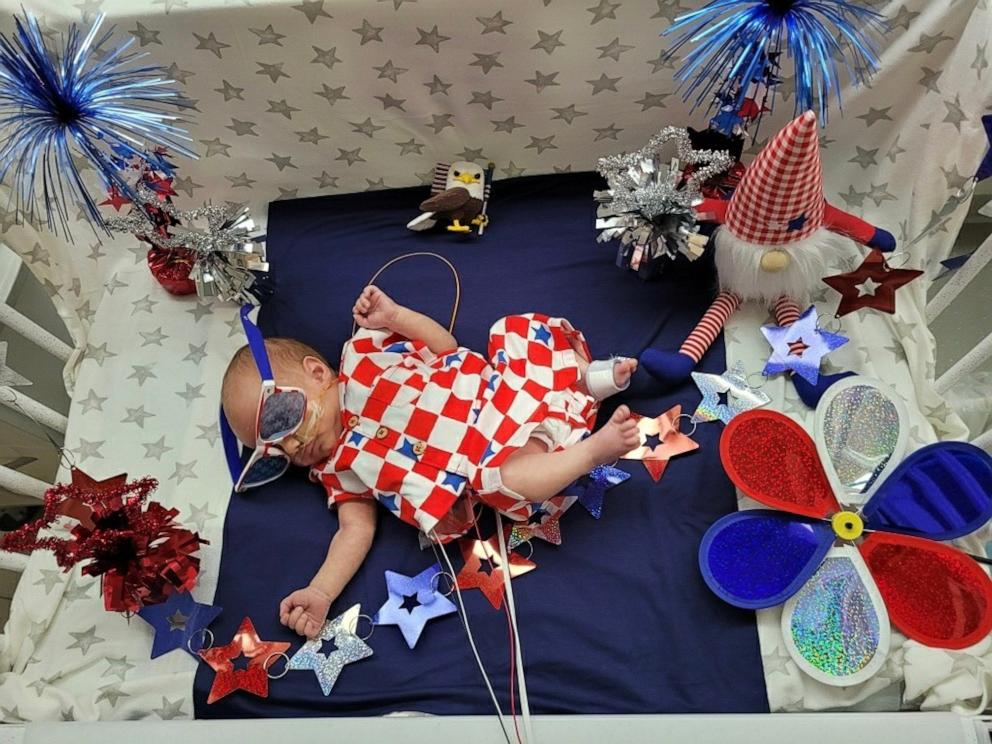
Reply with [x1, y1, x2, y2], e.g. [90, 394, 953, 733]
[699, 509, 834, 610]
[863, 442, 992, 541]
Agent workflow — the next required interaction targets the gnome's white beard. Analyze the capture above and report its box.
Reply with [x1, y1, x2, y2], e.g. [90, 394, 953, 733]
[713, 227, 840, 305]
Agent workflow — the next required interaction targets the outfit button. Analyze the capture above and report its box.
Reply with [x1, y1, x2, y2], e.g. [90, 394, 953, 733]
[376, 426, 389, 440]
[347, 415, 359, 428]
[412, 441, 427, 456]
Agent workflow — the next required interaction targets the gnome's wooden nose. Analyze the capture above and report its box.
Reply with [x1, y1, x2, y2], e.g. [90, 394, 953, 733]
[760, 249, 791, 272]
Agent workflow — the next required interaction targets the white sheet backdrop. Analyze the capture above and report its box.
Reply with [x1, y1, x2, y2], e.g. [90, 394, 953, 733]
[0, 0, 990, 722]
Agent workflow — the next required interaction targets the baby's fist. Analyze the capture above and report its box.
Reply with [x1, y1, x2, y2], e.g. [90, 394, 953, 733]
[353, 285, 400, 330]
[279, 585, 332, 639]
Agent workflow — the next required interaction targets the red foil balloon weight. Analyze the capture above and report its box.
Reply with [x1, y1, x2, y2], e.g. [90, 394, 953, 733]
[0, 469, 206, 613]
[147, 245, 196, 295]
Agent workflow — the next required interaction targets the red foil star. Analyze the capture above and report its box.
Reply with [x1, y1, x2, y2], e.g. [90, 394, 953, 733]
[822, 250, 923, 316]
[620, 405, 699, 481]
[100, 186, 131, 211]
[456, 535, 536, 609]
[199, 617, 290, 704]
[504, 495, 576, 548]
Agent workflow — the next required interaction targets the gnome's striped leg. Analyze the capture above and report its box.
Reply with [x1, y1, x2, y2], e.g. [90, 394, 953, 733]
[771, 294, 856, 409]
[641, 290, 741, 386]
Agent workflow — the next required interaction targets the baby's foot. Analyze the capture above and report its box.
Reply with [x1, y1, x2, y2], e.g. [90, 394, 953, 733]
[614, 358, 638, 389]
[586, 405, 641, 465]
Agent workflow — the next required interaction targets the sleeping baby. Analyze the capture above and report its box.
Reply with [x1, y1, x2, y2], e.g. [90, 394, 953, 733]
[220, 286, 639, 638]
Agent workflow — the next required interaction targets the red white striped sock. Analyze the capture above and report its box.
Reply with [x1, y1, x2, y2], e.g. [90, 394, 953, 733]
[773, 296, 801, 326]
[679, 291, 742, 362]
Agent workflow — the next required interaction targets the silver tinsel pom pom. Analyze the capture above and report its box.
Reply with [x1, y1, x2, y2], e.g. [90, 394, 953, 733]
[595, 126, 732, 279]
[107, 184, 269, 304]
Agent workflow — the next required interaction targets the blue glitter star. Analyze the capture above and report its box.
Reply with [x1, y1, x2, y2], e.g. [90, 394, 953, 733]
[787, 214, 808, 231]
[533, 325, 552, 344]
[760, 305, 848, 384]
[137, 590, 222, 659]
[690, 361, 771, 425]
[373, 563, 457, 649]
[287, 604, 373, 695]
[569, 464, 631, 520]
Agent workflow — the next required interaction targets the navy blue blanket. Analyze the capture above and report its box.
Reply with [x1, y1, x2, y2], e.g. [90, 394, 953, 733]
[194, 173, 768, 718]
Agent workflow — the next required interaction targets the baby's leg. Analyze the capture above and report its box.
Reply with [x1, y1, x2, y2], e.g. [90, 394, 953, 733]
[564, 333, 638, 398]
[498, 406, 640, 502]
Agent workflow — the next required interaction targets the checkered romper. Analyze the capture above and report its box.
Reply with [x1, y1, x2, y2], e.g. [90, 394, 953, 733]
[311, 314, 599, 541]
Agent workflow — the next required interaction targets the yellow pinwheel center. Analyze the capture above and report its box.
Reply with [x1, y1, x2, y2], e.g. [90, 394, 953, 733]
[831, 511, 864, 541]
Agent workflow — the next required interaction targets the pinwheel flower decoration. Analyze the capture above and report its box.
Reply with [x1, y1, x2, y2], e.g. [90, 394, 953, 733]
[700, 377, 992, 685]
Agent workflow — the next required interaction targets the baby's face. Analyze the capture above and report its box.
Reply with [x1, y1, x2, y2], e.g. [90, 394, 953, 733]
[225, 358, 341, 468]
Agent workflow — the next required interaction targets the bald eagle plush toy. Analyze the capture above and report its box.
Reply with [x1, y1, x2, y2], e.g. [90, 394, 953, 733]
[407, 161, 489, 233]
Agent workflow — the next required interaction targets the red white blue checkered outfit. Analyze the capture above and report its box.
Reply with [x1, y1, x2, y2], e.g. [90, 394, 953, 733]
[311, 314, 598, 541]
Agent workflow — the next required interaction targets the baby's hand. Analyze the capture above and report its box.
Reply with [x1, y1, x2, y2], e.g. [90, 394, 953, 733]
[353, 285, 401, 331]
[279, 585, 333, 639]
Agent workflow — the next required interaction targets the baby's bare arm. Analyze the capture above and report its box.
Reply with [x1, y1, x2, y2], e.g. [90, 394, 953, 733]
[389, 305, 457, 355]
[310, 499, 377, 600]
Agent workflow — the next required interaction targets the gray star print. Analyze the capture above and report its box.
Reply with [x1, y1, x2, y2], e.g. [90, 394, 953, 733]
[416, 25, 450, 53]
[85, 342, 116, 364]
[103, 657, 135, 681]
[478, 11, 512, 34]
[143, 436, 173, 460]
[593, 124, 622, 141]
[587, 73, 621, 94]
[890, 5, 919, 30]
[250, 24, 285, 46]
[533, 29, 565, 55]
[177, 383, 205, 403]
[492, 116, 524, 134]
[366, 177, 387, 190]
[974, 43, 989, 78]
[173, 174, 202, 197]
[910, 31, 953, 54]
[75, 438, 104, 460]
[839, 185, 867, 208]
[256, 62, 290, 83]
[376, 93, 406, 110]
[311, 45, 341, 69]
[588, 0, 620, 24]
[848, 146, 879, 169]
[278, 188, 298, 200]
[225, 116, 258, 137]
[866, 183, 896, 207]
[170, 460, 198, 485]
[96, 683, 129, 707]
[79, 389, 107, 414]
[597, 37, 633, 62]
[943, 95, 967, 131]
[316, 84, 349, 106]
[139, 327, 168, 347]
[266, 153, 297, 171]
[214, 80, 244, 102]
[226, 172, 257, 188]
[526, 135, 558, 154]
[941, 164, 971, 191]
[425, 75, 451, 95]
[267, 99, 301, 119]
[525, 70, 560, 93]
[293, 0, 332, 24]
[188, 502, 219, 532]
[187, 301, 212, 322]
[315, 171, 340, 188]
[34, 569, 64, 594]
[471, 52, 504, 75]
[200, 137, 231, 158]
[396, 138, 425, 156]
[153, 697, 186, 720]
[122, 405, 154, 428]
[551, 104, 587, 125]
[24, 243, 50, 265]
[297, 127, 329, 145]
[886, 135, 907, 163]
[646, 49, 675, 74]
[197, 422, 221, 446]
[501, 161, 526, 178]
[351, 117, 385, 138]
[379, 0, 416, 8]
[1, 707, 24, 722]
[468, 90, 503, 109]
[374, 60, 408, 83]
[68, 626, 105, 655]
[337, 147, 366, 165]
[652, 0, 688, 22]
[193, 32, 229, 59]
[60, 708, 75, 722]
[635, 91, 669, 110]
[130, 21, 161, 46]
[857, 106, 892, 127]
[353, 19, 384, 44]
[918, 66, 942, 94]
[457, 147, 487, 162]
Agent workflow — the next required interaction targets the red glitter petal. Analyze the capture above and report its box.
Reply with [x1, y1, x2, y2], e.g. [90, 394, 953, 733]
[720, 410, 838, 518]
[862, 532, 992, 649]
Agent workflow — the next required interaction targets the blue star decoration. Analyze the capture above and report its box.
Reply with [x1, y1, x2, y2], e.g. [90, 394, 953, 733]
[287, 604, 373, 695]
[137, 590, 222, 659]
[787, 214, 807, 231]
[691, 361, 771, 425]
[760, 305, 848, 385]
[533, 325, 552, 344]
[372, 563, 457, 649]
[568, 465, 630, 519]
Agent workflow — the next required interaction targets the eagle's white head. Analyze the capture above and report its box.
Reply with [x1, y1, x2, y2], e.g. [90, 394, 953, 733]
[446, 161, 486, 200]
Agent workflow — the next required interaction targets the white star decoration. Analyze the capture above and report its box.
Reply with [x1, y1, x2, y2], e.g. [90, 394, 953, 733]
[856, 277, 882, 297]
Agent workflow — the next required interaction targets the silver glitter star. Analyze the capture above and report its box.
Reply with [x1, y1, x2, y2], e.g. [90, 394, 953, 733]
[690, 361, 770, 424]
[287, 604, 373, 695]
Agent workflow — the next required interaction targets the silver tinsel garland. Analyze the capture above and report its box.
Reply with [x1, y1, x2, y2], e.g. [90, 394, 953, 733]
[106, 184, 268, 304]
[595, 127, 733, 278]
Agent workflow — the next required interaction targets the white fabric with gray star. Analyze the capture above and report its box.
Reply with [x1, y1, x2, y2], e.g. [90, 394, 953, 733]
[0, 0, 990, 722]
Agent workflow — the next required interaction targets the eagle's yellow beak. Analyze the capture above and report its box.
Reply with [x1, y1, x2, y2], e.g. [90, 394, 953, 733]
[455, 172, 479, 185]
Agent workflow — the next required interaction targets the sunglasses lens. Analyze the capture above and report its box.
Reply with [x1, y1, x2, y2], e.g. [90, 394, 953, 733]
[259, 390, 307, 441]
[241, 454, 290, 487]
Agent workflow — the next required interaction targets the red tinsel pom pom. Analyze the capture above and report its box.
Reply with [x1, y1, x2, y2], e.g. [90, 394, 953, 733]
[146, 246, 197, 295]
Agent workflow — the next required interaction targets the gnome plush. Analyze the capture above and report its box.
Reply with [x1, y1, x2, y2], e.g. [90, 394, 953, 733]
[640, 111, 896, 407]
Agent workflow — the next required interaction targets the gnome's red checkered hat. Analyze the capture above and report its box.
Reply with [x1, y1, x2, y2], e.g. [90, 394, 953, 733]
[725, 110, 823, 245]
[694, 111, 896, 251]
